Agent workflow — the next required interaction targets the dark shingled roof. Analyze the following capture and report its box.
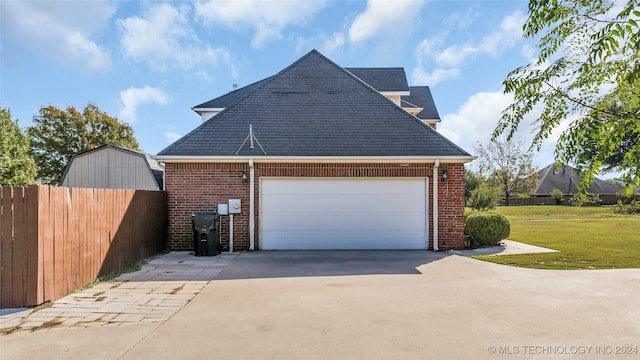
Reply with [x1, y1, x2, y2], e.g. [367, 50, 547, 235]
[534, 164, 623, 195]
[401, 86, 440, 120]
[158, 50, 471, 158]
[192, 76, 274, 109]
[344, 67, 409, 92]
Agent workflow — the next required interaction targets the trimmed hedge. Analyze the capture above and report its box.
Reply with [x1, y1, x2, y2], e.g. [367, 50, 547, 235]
[465, 213, 511, 246]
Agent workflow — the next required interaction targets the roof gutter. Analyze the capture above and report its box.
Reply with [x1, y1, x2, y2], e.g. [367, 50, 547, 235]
[433, 159, 440, 251]
[154, 155, 476, 164]
[248, 158, 255, 251]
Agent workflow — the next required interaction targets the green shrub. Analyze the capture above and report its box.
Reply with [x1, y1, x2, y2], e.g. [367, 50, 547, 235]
[612, 200, 640, 214]
[467, 184, 500, 211]
[571, 193, 602, 207]
[465, 213, 511, 246]
[550, 188, 564, 205]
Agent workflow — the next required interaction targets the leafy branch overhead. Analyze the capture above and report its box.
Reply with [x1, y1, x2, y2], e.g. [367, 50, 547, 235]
[29, 103, 140, 185]
[496, 0, 640, 200]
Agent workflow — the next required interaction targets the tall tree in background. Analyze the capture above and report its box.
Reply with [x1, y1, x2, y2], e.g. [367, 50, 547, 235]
[0, 105, 37, 186]
[474, 138, 538, 206]
[464, 168, 482, 202]
[29, 103, 139, 184]
[495, 0, 640, 200]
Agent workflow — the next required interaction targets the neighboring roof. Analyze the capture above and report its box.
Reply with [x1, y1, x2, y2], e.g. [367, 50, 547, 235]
[533, 164, 623, 195]
[158, 50, 472, 159]
[344, 67, 409, 93]
[192, 76, 274, 110]
[60, 144, 164, 189]
[401, 86, 440, 120]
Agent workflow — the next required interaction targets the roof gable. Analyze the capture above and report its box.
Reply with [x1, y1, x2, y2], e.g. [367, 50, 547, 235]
[401, 86, 440, 120]
[158, 50, 471, 158]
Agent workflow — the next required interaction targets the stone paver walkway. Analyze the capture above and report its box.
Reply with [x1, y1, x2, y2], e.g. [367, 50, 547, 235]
[0, 252, 237, 334]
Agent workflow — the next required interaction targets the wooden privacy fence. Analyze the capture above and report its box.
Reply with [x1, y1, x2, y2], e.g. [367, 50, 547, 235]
[0, 185, 167, 308]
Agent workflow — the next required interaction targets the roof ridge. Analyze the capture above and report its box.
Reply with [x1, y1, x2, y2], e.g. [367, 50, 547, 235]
[534, 163, 554, 193]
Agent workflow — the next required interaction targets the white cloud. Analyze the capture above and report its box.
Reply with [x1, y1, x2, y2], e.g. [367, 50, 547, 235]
[521, 44, 538, 63]
[435, 44, 477, 67]
[119, 86, 171, 124]
[195, 0, 327, 48]
[412, 10, 526, 86]
[164, 132, 183, 143]
[435, 10, 525, 67]
[1, 1, 113, 71]
[348, 0, 426, 43]
[439, 91, 514, 151]
[119, 3, 229, 71]
[442, 6, 479, 29]
[412, 67, 460, 86]
[322, 32, 346, 54]
[293, 31, 347, 57]
[439, 90, 561, 168]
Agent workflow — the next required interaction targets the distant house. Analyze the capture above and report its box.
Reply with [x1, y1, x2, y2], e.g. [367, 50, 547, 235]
[60, 144, 164, 191]
[527, 164, 624, 205]
[534, 164, 622, 196]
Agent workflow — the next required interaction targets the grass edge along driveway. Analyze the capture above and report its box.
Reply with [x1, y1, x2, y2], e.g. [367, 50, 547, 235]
[472, 206, 640, 270]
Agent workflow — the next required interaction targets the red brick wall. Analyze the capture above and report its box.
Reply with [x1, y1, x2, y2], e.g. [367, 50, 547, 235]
[165, 162, 466, 251]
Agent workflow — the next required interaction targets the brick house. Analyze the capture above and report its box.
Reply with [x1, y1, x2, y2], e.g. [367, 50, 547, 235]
[156, 50, 475, 251]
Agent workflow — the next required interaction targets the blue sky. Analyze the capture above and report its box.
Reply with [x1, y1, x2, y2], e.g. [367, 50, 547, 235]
[1, 0, 565, 171]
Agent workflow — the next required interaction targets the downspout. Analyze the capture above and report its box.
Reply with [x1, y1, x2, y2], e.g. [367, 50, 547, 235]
[249, 159, 255, 251]
[432, 160, 439, 251]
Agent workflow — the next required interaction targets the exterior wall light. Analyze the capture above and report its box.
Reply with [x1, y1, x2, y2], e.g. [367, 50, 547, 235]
[241, 170, 248, 185]
[441, 169, 448, 183]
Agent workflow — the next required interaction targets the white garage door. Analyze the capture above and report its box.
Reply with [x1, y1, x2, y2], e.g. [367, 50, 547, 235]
[260, 178, 428, 250]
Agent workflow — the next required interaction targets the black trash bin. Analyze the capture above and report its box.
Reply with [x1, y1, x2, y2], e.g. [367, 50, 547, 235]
[191, 211, 221, 256]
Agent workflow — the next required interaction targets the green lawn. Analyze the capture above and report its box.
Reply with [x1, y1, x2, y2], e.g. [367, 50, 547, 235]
[472, 206, 640, 270]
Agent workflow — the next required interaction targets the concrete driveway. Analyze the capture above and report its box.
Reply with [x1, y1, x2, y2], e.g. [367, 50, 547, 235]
[2, 251, 639, 359]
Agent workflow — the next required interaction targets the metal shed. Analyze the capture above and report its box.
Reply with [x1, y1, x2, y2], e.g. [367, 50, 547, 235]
[59, 145, 164, 190]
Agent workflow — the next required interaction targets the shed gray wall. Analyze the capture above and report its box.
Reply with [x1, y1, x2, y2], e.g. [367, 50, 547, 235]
[60, 147, 160, 190]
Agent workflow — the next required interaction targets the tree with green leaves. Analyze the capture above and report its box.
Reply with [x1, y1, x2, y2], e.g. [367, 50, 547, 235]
[474, 138, 538, 206]
[496, 0, 640, 201]
[464, 168, 482, 203]
[0, 105, 37, 186]
[29, 103, 139, 184]
[467, 184, 501, 211]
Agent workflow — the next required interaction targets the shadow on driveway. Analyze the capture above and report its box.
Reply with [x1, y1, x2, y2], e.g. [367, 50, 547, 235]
[216, 250, 451, 280]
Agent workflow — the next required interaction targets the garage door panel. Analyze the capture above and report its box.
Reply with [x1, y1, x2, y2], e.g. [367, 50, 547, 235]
[261, 213, 426, 232]
[263, 179, 424, 196]
[261, 194, 424, 215]
[260, 178, 427, 250]
[261, 195, 424, 216]
[260, 232, 425, 250]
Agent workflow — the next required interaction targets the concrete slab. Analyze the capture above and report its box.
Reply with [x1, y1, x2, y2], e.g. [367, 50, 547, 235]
[122, 252, 639, 360]
[449, 239, 559, 256]
[0, 323, 159, 360]
[2, 251, 638, 359]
